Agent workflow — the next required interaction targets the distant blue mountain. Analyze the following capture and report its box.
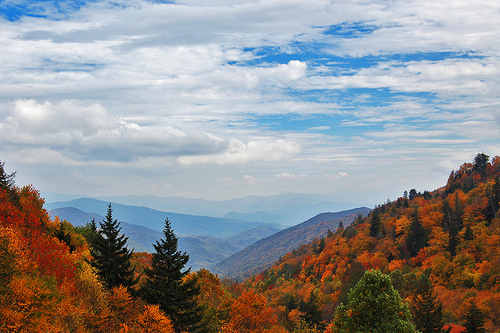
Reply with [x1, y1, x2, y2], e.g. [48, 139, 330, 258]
[43, 192, 358, 226]
[45, 198, 281, 238]
[49, 206, 280, 271]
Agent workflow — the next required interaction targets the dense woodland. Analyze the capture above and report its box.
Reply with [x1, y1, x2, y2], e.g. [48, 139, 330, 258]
[1, 153, 499, 332]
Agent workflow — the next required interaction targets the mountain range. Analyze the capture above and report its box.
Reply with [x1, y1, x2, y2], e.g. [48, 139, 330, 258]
[49, 206, 280, 271]
[43, 191, 360, 226]
[46, 196, 369, 275]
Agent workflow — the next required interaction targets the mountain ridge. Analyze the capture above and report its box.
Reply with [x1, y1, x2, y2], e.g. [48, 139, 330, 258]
[214, 207, 371, 278]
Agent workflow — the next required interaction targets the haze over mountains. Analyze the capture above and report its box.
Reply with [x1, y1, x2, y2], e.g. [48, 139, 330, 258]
[45, 193, 366, 274]
[47, 199, 282, 271]
[43, 191, 359, 226]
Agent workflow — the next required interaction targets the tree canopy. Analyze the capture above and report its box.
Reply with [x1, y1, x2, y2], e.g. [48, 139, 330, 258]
[330, 270, 417, 333]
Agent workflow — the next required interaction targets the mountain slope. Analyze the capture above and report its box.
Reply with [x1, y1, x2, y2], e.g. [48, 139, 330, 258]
[49, 207, 280, 271]
[45, 198, 280, 237]
[243, 154, 500, 331]
[214, 207, 371, 278]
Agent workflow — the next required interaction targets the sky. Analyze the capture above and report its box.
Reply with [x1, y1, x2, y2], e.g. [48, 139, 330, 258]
[0, 0, 499, 207]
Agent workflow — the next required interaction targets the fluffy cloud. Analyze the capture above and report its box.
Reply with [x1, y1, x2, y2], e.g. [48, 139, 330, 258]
[177, 139, 301, 165]
[0, 99, 301, 165]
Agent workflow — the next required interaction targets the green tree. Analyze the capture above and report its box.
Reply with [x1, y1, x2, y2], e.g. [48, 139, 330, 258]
[331, 270, 417, 333]
[90, 204, 136, 290]
[369, 209, 382, 237]
[473, 152, 489, 175]
[407, 209, 428, 257]
[139, 218, 206, 333]
[0, 161, 19, 205]
[412, 273, 444, 333]
[463, 300, 486, 333]
[299, 291, 324, 330]
[74, 218, 99, 246]
[53, 221, 76, 253]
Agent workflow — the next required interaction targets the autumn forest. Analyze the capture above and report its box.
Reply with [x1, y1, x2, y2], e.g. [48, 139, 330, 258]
[1, 153, 500, 332]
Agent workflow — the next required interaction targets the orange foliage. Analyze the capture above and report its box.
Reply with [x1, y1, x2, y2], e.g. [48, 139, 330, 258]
[224, 290, 279, 333]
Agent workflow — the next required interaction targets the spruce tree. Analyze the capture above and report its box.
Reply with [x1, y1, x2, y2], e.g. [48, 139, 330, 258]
[300, 291, 324, 330]
[90, 204, 136, 290]
[463, 300, 486, 333]
[369, 209, 382, 237]
[139, 218, 206, 333]
[407, 209, 428, 257]
[412, 274, 444, 333]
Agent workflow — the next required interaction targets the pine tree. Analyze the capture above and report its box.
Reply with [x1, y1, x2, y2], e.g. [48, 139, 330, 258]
[407, 209, 428, 257]
[0, 161, 19, 205]
[299, 291, 324, 330]
[412, 274, 444, 333]
[463, 300, 486, 333]
[369, 209, 382, 237]
[139, 218, 206, 333]
[90, 204, 136, 290]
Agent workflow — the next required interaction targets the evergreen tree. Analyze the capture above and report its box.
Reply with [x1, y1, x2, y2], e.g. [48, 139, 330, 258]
[0, 161, 19, 205]
[331, 270, 417, 333]
[407, 209, 428, 257]
[463, 300, 486, 333]
[473, 152, 489, 175]
[53, 221, 76, 253]
[369, 209, 382, 237]
[139, 218, 206, 333]
[412, 273, 444, 333]
[90, 204, 136, 290]
[299, 291, 324, 330]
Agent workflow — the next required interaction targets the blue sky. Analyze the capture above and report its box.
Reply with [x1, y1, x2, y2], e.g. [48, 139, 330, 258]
[0, 0, 499, 206]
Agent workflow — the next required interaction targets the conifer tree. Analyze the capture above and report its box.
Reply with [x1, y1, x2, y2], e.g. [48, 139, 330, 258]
[412, 273, 444, 333]
[299, 291, 324, 330]
[0, 161, 19, 205]
[139, 218, 206, 333]
[463, 300, 486, 333]
[90, 204, 136, 290]
[369, 209, 382, 237]
[407, 209, 428, 257]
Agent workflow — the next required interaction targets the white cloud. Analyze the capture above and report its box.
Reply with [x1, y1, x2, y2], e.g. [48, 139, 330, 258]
[177, 139, 301, 165]
[0, 0, 498, 202]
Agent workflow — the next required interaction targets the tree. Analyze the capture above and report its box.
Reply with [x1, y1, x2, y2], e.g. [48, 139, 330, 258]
[409, 188, 418, 201]
[369, 209, 382, 237]
[90, 204, 136, 290]
[473, 152, 489, 175]
[299, 291, 324, 330]
[139, 218, 206, 333]
[412, 273, 444, 333]
[407, 209, 428, 257]
[463, 300, 485, 333]
[330, 270, 417, 333]
[0, 161, 19, 206]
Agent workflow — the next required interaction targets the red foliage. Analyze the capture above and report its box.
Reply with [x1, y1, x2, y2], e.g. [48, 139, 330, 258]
[443, 324, 466, 333]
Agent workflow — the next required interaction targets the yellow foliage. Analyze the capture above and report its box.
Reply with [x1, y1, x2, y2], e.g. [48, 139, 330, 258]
[137, 304, 175, 333]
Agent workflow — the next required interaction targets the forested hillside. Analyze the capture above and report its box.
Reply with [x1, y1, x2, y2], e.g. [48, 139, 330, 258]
[214, 208, 370, 279]
[243, 153, 500, 332]
[1, 153, 500, 332]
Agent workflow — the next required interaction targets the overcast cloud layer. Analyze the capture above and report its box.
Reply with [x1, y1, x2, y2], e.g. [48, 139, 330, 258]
[1, 0, 499, 205]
